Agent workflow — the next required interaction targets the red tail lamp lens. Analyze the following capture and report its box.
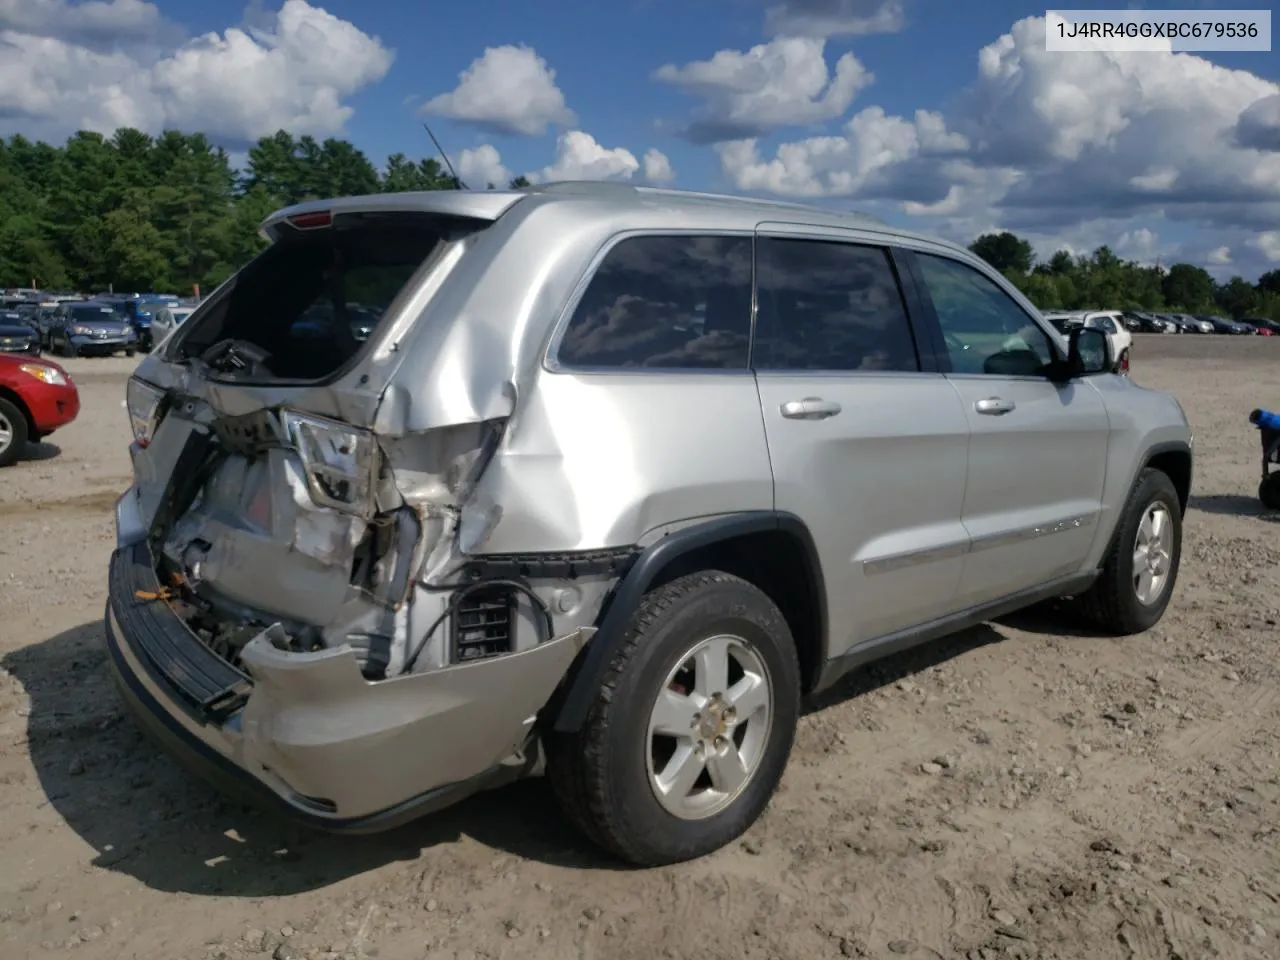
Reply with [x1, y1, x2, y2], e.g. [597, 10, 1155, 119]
[288, 211, 332, 229]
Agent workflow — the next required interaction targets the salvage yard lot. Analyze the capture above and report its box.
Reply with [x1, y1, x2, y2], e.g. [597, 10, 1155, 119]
[1, 336, 1278, 960]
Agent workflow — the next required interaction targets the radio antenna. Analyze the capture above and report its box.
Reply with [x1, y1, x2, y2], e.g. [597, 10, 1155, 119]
[422, 123, 467, 190]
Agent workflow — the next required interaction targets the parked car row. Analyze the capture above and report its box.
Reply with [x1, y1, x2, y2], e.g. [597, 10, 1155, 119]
[1120, 310, 1277, 335]
[3, 288, 201, 357]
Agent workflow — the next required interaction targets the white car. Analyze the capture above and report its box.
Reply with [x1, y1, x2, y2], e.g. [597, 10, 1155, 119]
[1041, 310, 1132, 375]
[1080, 311, 1132, 367]
[149, 305, 195, 346]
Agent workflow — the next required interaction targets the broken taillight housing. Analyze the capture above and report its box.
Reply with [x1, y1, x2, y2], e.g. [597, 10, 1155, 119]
[282, 410, 379, 516]
[126, 377, 165, 448]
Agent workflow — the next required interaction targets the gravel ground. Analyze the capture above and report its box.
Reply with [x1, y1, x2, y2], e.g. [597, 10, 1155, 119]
[1, 336, 1278, 960]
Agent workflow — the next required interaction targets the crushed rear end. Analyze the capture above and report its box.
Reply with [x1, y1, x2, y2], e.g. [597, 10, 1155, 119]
[104, 192, 614, 826]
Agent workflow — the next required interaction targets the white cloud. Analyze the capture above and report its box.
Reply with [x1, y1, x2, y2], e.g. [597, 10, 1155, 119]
[0, 0, 171, 47]
[455, 143, 511, 188]
[655, 36, 872, 143]
[1115, 227, 1163, 264]
[717, 106, 966, 197]
[0, 0, 392, 144]
[1249, 232, 1280, 262]
[716, 15, 1280, 253]
[1206, 245, 1232, 265]
[763, 0, 905, 38]
[531, 131, 641, 182]
[642, 148, 675, 183]
[422, 45, 575, 137]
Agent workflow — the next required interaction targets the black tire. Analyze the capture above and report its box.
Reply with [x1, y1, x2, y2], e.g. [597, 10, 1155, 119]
[0, 396, 30, 468]
[545, 571, 801, 866]
[1074, 468, 1182, 635]
[125, 348, 136, 358]
[1260, 473, 1280, 511]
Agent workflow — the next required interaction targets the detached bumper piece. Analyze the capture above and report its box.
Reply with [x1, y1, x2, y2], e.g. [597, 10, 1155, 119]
[107, 540, 251, 722]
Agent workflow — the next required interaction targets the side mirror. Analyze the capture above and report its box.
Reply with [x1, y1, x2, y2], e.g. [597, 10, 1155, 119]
[1065, 326, 1112, 377]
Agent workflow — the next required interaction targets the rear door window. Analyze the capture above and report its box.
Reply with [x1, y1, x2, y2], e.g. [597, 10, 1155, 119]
[555, 234, 753, 370]
[754, 237, 920, 372]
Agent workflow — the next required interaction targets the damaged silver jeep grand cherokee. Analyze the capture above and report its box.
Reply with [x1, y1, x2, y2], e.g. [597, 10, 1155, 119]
[106, 182, 1193, 866]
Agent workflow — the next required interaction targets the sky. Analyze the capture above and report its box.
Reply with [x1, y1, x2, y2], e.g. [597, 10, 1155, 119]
[1, 0, 1279, 279]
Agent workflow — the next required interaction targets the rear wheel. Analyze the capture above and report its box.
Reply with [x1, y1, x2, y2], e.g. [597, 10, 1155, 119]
[0, 397, 30, 467]
[1074, 468, 1182, 634]
[1260, 473, 1280, 511]
[546, 571, 800, 866]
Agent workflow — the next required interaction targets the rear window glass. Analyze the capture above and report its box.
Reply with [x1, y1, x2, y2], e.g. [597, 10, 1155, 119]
[175, 213, 470, 380]
[556, 234, 753, 370]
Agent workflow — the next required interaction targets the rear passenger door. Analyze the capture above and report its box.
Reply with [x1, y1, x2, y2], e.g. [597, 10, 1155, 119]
[902, 250, 1110, 608]
[752, 228, 972, 656]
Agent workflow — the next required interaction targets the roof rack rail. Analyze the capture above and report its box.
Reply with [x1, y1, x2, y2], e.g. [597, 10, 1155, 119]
[521, 180, 885, 225]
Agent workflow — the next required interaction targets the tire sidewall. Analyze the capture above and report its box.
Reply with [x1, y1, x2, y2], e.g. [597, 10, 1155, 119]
[1260, 474, 1280, 510]
[1113, 471, 1182, 629]
[600, 578, 799, 861]
[0, 397, 29, 467]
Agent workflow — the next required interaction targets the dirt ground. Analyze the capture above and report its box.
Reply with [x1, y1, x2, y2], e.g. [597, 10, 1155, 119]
[1, 336, 1278, 960]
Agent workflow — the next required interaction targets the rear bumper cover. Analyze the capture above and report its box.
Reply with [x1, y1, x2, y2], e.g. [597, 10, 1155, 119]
[106, 491, 590, 830]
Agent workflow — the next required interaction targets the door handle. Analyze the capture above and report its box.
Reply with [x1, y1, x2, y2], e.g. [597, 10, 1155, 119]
[974, 396, 1016, 415]
[780, 397, 842, 420]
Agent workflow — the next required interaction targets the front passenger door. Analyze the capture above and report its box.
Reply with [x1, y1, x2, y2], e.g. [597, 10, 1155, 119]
[908, 251, 1111, 608]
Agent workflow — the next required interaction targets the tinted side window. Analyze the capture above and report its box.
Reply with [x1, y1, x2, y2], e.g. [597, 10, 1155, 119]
[754, 237, 919, 372]
[557, 235, 752, 369]
[914, 253, 1056, 377]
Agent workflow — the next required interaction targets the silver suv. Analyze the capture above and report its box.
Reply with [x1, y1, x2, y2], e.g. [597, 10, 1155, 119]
[107, 182, 1192, 866]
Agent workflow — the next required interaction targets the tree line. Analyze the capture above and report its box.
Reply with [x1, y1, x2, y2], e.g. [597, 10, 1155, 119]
[0, 128, 529, 295]
[3, 127, 1277, 320]
[969, 231, 1280, 321]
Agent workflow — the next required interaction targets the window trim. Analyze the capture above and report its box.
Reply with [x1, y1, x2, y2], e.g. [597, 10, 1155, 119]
[543, 228, 758, 377]
[896, 246, 1068, 382]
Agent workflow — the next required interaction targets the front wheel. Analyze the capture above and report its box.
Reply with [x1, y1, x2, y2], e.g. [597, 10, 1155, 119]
[124, 347, 136, 358]
[546, 571, 800, 866]
[0, 397, 29, 468]
[1074, 468, 1182, 634]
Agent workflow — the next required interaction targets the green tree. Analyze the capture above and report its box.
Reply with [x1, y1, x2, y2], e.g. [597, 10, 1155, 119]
[1215, 276, 1259, 319]
[1162, 263, 1215, 312]
[969, 231, 1034, 274]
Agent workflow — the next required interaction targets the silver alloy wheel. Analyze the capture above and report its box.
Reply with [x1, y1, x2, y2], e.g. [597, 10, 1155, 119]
[645, 633, 773, 820]
[1133, 501, 1174, 605]
[0, 409, 13, 456]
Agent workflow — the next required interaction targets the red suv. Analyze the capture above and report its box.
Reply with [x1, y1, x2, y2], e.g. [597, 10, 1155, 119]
[0, 352, 81, 466]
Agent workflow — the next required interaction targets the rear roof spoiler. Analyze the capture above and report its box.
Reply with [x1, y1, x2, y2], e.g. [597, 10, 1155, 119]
[260, 190, 527, 239]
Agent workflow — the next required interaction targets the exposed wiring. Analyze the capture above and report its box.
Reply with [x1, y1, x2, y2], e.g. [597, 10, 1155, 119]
[400, 578, 555, 674]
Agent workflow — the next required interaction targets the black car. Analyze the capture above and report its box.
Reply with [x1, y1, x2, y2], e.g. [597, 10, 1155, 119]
[1243, 317, 1280, 335]
[0, 310, 41, 355]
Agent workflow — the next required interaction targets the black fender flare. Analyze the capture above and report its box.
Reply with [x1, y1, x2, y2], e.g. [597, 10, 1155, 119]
[549, 510, 827, 733]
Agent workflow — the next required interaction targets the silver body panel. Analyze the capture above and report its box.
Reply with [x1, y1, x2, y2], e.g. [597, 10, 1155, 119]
[108, 182, 1193, 824]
